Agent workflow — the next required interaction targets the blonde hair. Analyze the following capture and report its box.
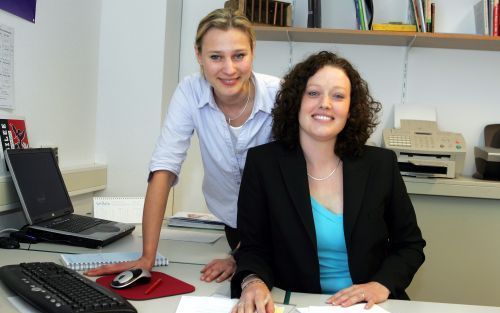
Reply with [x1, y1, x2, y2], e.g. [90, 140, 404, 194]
[195, 8, 255, 53]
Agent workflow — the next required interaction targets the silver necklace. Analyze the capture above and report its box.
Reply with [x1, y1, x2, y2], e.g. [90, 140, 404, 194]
[226, 80, 252, 125]
[307, 158, 342, 181]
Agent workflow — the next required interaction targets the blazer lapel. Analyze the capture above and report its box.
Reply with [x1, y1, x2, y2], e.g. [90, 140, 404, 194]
[343, 155, 370, 247]
[279, 149, 316, 246]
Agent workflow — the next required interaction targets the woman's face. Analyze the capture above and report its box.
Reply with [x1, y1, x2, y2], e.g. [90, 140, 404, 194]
[196, 28, 253, 102]
[299, 65, 351, 145]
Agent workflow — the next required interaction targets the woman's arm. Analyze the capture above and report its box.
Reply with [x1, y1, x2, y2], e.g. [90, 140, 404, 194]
[85, 170, 174, 276]
[141, 171, 175, 267]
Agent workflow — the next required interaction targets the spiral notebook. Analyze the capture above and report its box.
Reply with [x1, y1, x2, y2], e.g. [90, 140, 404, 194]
[60, 251, 168, 271]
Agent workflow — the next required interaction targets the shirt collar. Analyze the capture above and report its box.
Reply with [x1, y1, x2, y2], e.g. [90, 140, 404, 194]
[252, 73, 273, 115]
[197, 76, 215, 109]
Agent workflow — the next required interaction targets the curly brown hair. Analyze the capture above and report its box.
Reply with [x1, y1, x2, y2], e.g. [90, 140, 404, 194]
[272, 51, 381, 158]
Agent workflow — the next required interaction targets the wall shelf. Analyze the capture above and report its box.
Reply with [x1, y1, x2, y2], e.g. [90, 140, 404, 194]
[254, 26, 500, 51]
[404, 176, 500, 200]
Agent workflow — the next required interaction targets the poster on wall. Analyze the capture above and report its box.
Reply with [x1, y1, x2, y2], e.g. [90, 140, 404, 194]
[0, 116, 29, 151]
[0, 115, 29, 174]
[0, 0, 37, 23]
[0, 24, 14, 109]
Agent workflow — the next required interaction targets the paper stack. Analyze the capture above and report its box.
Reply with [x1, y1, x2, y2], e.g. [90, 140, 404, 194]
[168, 211, 225, 230]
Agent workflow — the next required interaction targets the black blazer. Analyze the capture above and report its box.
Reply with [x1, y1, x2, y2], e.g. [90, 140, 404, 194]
[231, 141, 425, 299]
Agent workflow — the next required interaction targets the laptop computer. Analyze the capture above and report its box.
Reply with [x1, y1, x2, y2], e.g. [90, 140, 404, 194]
[4, 148, 135, 248]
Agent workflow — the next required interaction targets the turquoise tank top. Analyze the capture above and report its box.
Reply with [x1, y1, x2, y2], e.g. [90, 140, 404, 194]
[311, 196, 353, 293]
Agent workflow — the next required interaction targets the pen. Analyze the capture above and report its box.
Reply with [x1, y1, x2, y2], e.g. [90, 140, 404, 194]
[144, 278, 162, 295]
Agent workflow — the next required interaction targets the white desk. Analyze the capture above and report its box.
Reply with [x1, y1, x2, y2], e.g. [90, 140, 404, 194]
[16, 226, 230, 265]
[2, 229, 500, 313]
[0, 228, 287, 313]
[288, 291, 500, 313]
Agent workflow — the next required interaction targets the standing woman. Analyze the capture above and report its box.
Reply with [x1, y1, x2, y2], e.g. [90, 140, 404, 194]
[86, 8, 280, 283]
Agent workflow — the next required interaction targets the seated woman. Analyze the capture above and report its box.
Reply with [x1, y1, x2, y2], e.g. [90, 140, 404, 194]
[231, 51, 426, 313]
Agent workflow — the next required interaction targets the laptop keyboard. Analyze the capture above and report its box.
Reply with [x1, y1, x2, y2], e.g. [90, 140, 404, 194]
[46, 215, 109, 233]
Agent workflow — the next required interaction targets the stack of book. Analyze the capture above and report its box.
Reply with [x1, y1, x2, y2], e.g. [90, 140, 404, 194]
[354, 0, 373, 30]
[370, 1, 433, 33]
[474, 0, 500, 36]
[372, 22, 416, 32]
[225, 0, 292, 27]
[168, 211, 225, 230]
[408, 0, 435, 33]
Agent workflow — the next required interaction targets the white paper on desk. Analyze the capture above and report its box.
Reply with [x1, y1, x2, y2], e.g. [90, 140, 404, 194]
[175, 296, 237, 313]
[304, 303, 390, 313]
[175, 296, 287, 313]
[155, 228, 223, 243]
[7, 297, 42, 313]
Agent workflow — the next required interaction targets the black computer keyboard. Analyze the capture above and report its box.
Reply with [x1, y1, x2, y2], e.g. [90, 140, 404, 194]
[0, 262, 137, 313]
[46, 215, 108, 233]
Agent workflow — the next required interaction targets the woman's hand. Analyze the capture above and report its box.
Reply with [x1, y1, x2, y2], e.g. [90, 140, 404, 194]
[84, 257, 154, 276]
[231, 281, 274, 313]
[326, 282, 390, 309]
[200, 255, 236, 282]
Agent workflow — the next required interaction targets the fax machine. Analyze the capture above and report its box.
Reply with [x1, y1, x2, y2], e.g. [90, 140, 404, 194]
[383, 119, 466, 178]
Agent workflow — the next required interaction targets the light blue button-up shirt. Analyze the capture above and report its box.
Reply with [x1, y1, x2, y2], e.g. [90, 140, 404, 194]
[150, 72, 280, 228]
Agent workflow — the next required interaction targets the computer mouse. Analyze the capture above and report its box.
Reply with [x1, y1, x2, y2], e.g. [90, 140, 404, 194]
[110, 268, 151, 289]
[0, 237, 20, 249]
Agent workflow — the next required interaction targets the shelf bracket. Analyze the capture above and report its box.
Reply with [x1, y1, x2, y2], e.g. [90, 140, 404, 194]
[401, 35, 417, 106]
[289, 0, 296, 71]
[286, 30, 293, 71]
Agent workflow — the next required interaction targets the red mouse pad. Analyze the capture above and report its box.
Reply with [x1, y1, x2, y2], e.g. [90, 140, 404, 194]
[96, 271, 195, 300]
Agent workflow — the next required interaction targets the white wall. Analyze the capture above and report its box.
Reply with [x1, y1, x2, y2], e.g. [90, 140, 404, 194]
[432, 0, 482, 34]
[0, 0, 101, 168]
[94, 0, 170, 197]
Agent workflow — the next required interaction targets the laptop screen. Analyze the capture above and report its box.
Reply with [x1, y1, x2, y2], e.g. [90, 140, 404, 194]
[6, 148, 73, 224]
